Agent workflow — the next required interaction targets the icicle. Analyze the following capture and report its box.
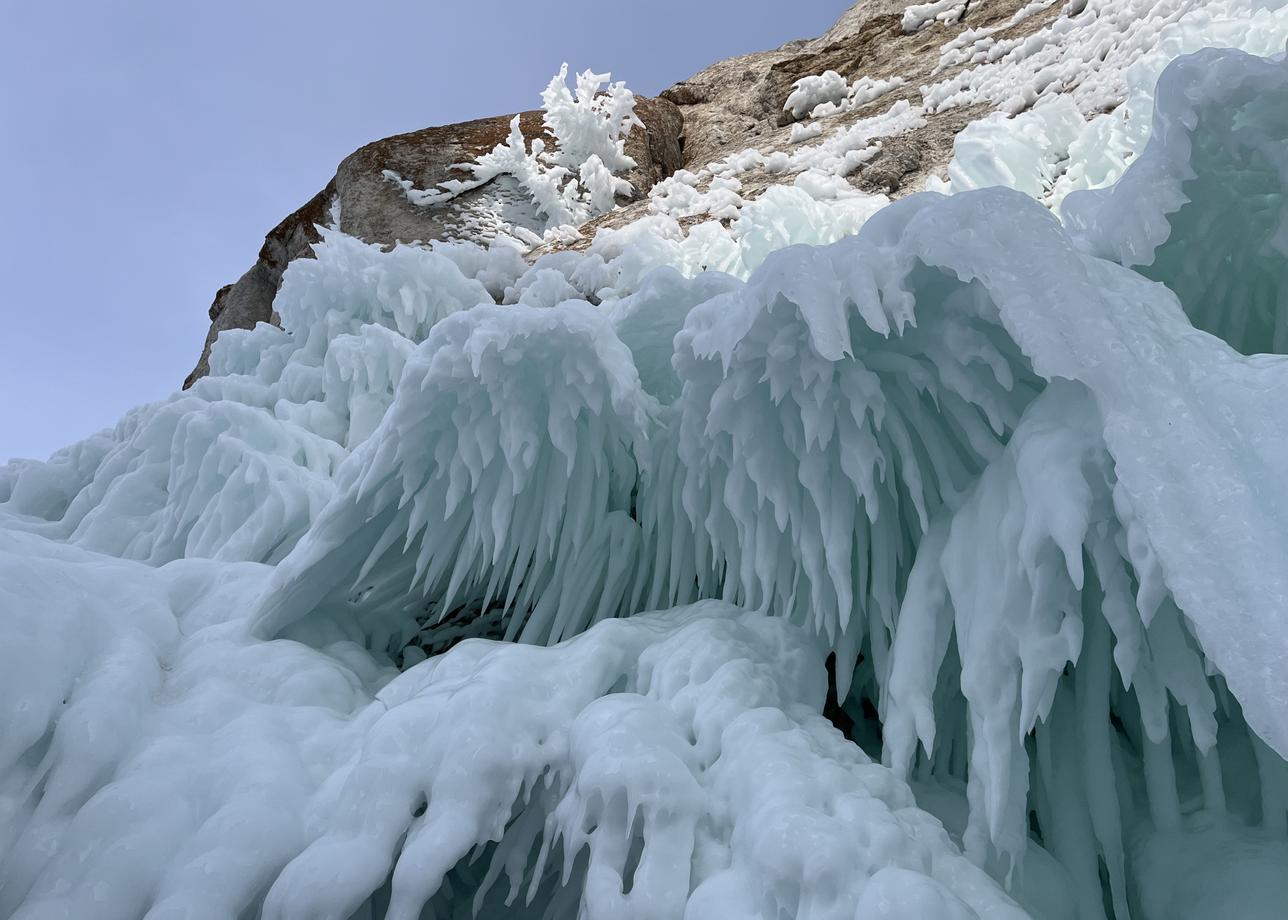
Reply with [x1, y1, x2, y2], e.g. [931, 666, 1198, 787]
[1253, 733, 1288, 835]
[1073, 585, 1131, 919]
[1142, 732, 1183, 833]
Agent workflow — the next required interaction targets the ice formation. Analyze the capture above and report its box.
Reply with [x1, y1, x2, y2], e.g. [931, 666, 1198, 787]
[4, 2, 1288, 918]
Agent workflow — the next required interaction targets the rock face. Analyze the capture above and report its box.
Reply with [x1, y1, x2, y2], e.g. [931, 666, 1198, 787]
[185, 0, 1056, 387]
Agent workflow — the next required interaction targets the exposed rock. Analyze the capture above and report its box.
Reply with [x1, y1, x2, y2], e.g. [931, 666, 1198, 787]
[853, 103, 989, 195]
[183, 181, 333, 388]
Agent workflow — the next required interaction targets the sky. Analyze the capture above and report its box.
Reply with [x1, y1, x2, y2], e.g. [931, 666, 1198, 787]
[0, 0, 853, 462]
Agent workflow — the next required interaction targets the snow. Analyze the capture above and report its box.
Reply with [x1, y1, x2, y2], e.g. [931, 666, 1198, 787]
[538, 63, 641, 176]
[4, 5, 1288, 920]
[789, 121, 824, 143]
[647, 171, 745, 221]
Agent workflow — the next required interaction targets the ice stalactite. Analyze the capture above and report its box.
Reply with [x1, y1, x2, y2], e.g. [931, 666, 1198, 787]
[256, 301, 654, 656]
[880, 382, 1278, 919]
[659, 235, 1042, 692]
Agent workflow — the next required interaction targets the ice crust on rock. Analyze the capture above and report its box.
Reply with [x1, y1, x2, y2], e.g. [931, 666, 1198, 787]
[4, 14, 1288, 920]
[651, 0, 1288, 252]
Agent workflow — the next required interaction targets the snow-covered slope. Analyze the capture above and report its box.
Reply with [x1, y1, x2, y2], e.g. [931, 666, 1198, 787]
[4, 3, 1288, 919]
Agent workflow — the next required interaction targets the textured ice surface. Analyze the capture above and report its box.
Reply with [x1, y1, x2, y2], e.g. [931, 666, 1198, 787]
[4, 17, 1288, 920]
[0, 554, 1027, 920]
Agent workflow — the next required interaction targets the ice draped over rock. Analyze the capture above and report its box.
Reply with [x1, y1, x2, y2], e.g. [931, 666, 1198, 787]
[4, 27, 1288, 920]
[383, 64, 643, 240]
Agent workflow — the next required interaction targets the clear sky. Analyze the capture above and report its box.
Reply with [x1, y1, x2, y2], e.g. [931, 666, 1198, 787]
[1, 0, 852, 462]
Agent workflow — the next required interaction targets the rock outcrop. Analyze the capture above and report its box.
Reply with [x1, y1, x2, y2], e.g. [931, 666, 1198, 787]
[186, 0, 1060, 387]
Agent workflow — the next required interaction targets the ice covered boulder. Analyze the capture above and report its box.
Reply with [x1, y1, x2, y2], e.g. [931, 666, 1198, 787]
[185, 96, 681, 387]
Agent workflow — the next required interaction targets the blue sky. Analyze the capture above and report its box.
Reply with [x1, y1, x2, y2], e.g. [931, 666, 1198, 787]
[1, 0, 851, 461]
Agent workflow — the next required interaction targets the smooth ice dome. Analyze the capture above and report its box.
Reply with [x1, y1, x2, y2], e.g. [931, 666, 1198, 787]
[4, 2, 1288, 919]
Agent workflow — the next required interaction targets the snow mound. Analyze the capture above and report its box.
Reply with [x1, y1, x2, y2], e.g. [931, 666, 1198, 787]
[903, 0, 971, 33]
[784, 70, 851, 119]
